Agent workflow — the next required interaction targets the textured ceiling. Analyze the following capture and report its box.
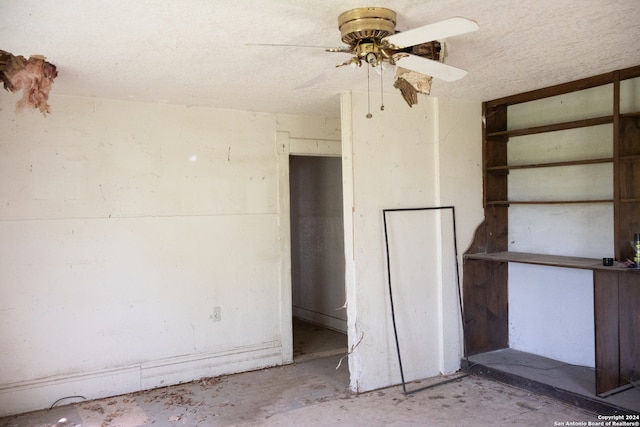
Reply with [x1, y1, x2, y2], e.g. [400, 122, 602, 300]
[1, 0, 639, 117]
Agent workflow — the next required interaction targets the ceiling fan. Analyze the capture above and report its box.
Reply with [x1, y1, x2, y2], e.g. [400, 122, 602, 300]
[329, 7, 479, 111]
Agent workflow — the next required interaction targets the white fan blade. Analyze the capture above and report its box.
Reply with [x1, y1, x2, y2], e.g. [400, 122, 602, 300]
[382, 17, 479, 49]
[394, 54, 467, 82]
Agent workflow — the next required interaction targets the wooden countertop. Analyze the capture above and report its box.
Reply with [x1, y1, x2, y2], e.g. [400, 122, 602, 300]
[464, 251, 640, 272]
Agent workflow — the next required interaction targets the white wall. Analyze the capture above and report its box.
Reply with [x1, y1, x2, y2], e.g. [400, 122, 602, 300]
[0, 94, 339, 416]
[509, 265, 595, 367]
[0, 86, 484, 412]
[434, 97, 486, 371]
[341, 91, 483, 392]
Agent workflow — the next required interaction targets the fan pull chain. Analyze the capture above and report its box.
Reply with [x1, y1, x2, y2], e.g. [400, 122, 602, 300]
[380, 64, 385, 111]
[366, 65, 372, 119]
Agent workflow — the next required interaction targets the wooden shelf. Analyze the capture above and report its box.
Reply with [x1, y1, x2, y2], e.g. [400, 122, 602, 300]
[486, 116, 612, 138]
[619, 154, 640, 160]
[487, 157, 613, 172]
[465, 251, 640, 272]
[487, 199, 613, 206]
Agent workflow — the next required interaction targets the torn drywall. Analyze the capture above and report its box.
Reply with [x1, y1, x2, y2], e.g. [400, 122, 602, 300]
[0, 49, 58, 114]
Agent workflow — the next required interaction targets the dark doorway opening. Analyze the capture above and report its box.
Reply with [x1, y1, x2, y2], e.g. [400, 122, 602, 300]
[289, 155, 347, 361]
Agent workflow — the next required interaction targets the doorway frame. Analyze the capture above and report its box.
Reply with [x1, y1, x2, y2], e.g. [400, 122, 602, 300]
[276, 131, 343, 364]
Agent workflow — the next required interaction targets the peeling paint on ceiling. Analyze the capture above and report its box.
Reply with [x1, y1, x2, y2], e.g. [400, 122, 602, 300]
[0, 49, 58, 114]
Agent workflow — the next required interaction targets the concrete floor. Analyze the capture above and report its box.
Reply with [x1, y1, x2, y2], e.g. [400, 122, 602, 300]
[0, 321, 605, 426]
[292, 317, 348, 362]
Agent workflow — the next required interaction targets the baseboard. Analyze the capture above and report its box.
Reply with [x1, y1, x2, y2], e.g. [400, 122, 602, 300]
[140, 341, 282, 389]
[0, 365, 141, 418]
[0, 341, 282, 417]
[293, 307, 347, 333]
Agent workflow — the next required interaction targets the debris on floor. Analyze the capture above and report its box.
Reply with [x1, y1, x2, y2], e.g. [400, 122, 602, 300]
[0, 354, 603, 427]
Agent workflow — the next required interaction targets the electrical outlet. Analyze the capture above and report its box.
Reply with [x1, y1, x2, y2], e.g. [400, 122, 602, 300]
[212, 307, 221, 322]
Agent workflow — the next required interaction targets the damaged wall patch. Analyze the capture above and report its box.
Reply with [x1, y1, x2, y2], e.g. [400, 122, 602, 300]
[0, 49, 58, 114]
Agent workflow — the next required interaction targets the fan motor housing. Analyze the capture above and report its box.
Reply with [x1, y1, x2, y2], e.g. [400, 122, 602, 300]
[338, 7, 396, 46]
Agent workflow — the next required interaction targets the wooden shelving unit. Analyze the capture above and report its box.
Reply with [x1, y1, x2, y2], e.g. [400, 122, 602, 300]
[463, 65, 640, 396]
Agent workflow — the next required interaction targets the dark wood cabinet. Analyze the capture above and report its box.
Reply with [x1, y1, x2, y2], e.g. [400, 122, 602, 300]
[463, 65, 640, 396]
[594, 269, 640, 394]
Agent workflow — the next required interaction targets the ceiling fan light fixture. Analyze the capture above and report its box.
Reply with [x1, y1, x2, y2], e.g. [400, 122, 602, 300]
[332, 7, 478, 110]
[338, 7, 396, 46]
